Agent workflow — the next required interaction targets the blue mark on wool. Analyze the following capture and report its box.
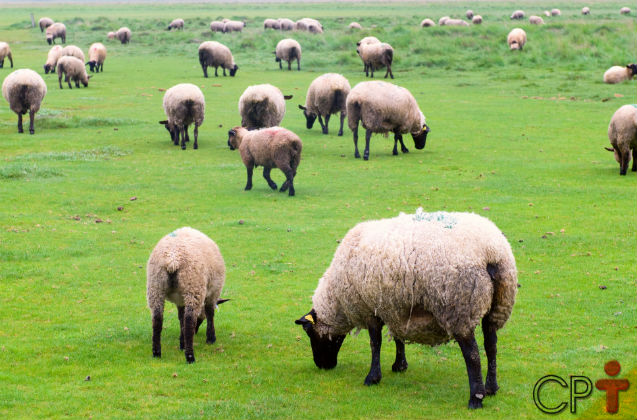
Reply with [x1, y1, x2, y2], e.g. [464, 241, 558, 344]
[411, 208, 457, 229]
[169, 231, 177, 237]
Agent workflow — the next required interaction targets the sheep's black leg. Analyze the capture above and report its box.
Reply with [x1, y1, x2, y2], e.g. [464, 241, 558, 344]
[183, 306, 196, 363]
[17, 113, 23, 133]
[398, 133, 408, 153]
[180, 127, 186, 150]
[214, 67, 218, 77]
[353, 125, 361, 158]
[202, 65, 208, 78]
[456, 332, 486, 409]
[193, 124, 198, 150]
[223, 68, 227, 76]
[278, 164, 295, 196]
[29, 110, 35, 135]
[184, 124, 190, 143]
[297, 59, 300, 71]
[370, 66, 374, 78]
[263, 167, 278, 190]
[392, 134, 399, 155]
[178, 306, 185, 350]
[288, 61, 292, 71]
[482, 317, 499, 396]
[364, 63, 369, 77]
[317, 115, 327, 134]
[392, 339, 408, 372]
[620, 150, 629, 175]
[58, 74, 63, 89]
[364, 316, 384, 385]
[385, 64, 394, 79]
[338, 112, 345, 136]
[152, 307, 164, 358]
[363, 129, 372, 160]
[67, 76, 72, 89]
[632, 149, 636, 172]
[323, 114, 331, 135]
[279, 60, 282, 70]
[205, 302, 216, 344]
[245, 163, 254, 190]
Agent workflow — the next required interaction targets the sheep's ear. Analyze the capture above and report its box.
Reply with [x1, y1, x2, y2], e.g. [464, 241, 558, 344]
[283, 95, 293, 100]
[298, 105, 306, 110]
[217, 298, 230, 305]
[604, 147, 614, 152]
[295, 309, 317, 325]
[159, 120, 168, 125]
[228, 129, 236, 136]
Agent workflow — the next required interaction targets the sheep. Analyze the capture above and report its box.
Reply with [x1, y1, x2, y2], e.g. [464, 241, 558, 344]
[603, 64, 637, 84]
[115, 27, 131, 44]
[0, 42, 13, 69]
[198, 41, 238, 77]
[510, 10, 525, 20]
[357, 42, 394, 79]
[543, 10, 551, 17]
[159, 83, 205, 150]
[472, 15, 483, 24]
[529, 16, 544, 25]
[507, 28, 526, 51]
[605, 105, 637, 175]
[349, 22, 362, 30]
[167, 18, 184, 30]
[107, 31, 115, 40]
[146, 227, 227, 363]
[56, 56, 90, 89]
[438, 16, 450, 25]
[210, 21, 225, 32]
[296, 18, 323, 33]
[43, 45, 62, 74]
[86, 42, 106, 73]
[551, 9, 561, 16]
[275, 39, 302, 71]
[278, 18, 295, 31]
[264, 19, 281, 29]
[46, 22, 66, 45]
[295, 209, 518, 409]
[238, 83, 291, 130]
[420, 18, 435, 27]
[444, 19, 470, 26]
[2, 69, 47, 134]
[60, 45, 85, 63]
[223, 20, 245, 33]
[227, 126, 302, 196]
[299, 73, 351, 136]
[620, 7, 631, 15]
[582, 7, 591, 15]
[345, 81, 429, 160]
[39, 17, 54, 33]
[466, 10, 474, 19]
[356, 37, 381, 74]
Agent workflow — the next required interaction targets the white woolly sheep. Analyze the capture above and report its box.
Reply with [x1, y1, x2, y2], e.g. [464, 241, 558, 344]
[444, 19, 470, 26]
[227, 126, 302, 196]
[466, 10, 474, 19]
[582, 7, 591, 15]
[295, 209, 518, 409]
[222, 19, 230, 23]
[551, 9, 561, 16]
[603, 64, 637, 84]
[299, 73, 351, 136]
[349, 22, 362, 30]
[210, 21, 225, 32]
[159, 83, 205, 150]
[43, 45, 62, 74]
[510, 10, 525, 20]
[620, 7, 631, 15]
[507, 28, 526, 50]
[0, 42, 13, 69]
[56, 56, 90, 89]
[238, 83, 291, 130]
[346, 81, 429, 160]
[116, 27, 131, 44]
[356, 37, 381, 74]
[264, 19, 281, 29]
[357, 42, 394, 79]
[472, 15, 483, 24]
[420, 18, 435, 27]
[39, 17, 54, 33]
[107, 31, 115, 40]
[275, 39, 302, 71]
[147, 227, 227, 364]
[529, 16, 544, 25]
[198, 41, 238, 77]
[543, 10, 551, 17]
[2, 69, 47, 134]
[86, 43, 106, 73]
[60, 45, 85, 63]
[296, 18, 323, 33]
[167, 18, 184, 30]
[278, 18, 295, 31]
[46, 22, 66, 45]
[223, 20, 245, 33]
[438, 16, 450, 25]
[606, 104, 637, 175]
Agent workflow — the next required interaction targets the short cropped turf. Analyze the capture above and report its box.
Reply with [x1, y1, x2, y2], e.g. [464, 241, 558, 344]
[0, 1, 635, 419]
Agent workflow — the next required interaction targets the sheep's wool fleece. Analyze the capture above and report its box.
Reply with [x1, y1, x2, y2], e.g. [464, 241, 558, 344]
[312, 210, 517, 344]
[163, 83, 205, 126]
[607, 104, 637, 161]
[2, 69, 47, 112]
[305, 73, 351, 115]
[146, 227, 225, 315]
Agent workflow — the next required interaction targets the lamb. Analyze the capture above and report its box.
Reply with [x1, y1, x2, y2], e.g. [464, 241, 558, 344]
[223, 20, 245, 32]
[0, 42, 13, 69]
[146, 227, 227, 363]
[472, 15, 483, 24]
[278, 18, 295, 31]
[2, 69, 47, 134]
[466, 10, 474, 19]
[603, 64, 637, 84]
[159, 83, 205, 150]
[605, 104, 637, 175]
[60, 45, 85, 63]
[198, 41, 238, 77]
[420, 19, 435, 27]
[46, 22, 66, 45]
[264, 19, 281, 29]
[167, 18, 184, 30]
[348, 22, 362, 30]
[210, 21, 225, 32]
[227, 126, 302, 196]
[115, 27, 131, 44]
[43, 45, 62, 74]
[529, 16, 545, 25]
[56, 56, 90, 89]
[39, 17, 54, 33]
[357, 42, 394, 79]
[444, 19, 470, 26]
[275, 39, 302, 71]
[299, 73, 351, 136]
[107, 31, 115, 40]
[86, 42, 106, 73]
[345, 81, 429, 160]
[510, 10, 525, 20]
[238, 83, 291, 130]
[507, 28, 527, 50]
[620, 7, 631, 15]
[551, 9, 561, 16]
[438, 16, 450, 25]
[582, 7, 591, 15]
[295, 209, 518, 409]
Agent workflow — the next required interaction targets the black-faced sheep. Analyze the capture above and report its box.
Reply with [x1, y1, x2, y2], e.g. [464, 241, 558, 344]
[210, 21, 224, 32]
[605, 104, 637, 175]
[116, 27, 131, 44]
[238, 84, 291, 130]
[264, 19, 281, 29]
[227, 126, 302, 196]
[43, 45, 62, 74]
[296, 18, 323, 33]
[472, 15, 483, 24]
[278, 18, 295, 31]
[510, 10, 525, 20]
[582, 7, 591, 15]
[507, 28, 526, 50]
[167, 18, 184, 30]
[198, 41, 238, 78]
[299, 73, 351, 136]
[603, 64, 637, 84]
[295, 210, 518, 409]
[529, 16, 545, 25]
[159, 83, 205, 150]
[620, 7, 631, 15]
[147, 227, 227, 363]
[357, 42, 394, 79]
[438, 16, 450, 25]
[0, 42, 13, 68]
[2, 69, 47, 134]
[348, 22, 362, 30]
[39, 17, 54, 33]
[275, 39, 301, 71]
[346, 81, 429, 160]
[551, 9, 561, 16]
[223, 20, 245, 33]
[466, 10, 474, 19]
[420, 18, 435, 27]
[444, 19, 470, 26]
[86, 43, 106, 73]
[56, 56, 90, 89]
[46, 23, 66, 45]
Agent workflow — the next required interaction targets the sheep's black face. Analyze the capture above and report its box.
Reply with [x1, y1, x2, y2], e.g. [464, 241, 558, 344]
[230, 65, 238, 77]
[227, 129, 237, 150]
[295, 309, 346, 370]
[298, 105, 317, 129]
[628, 64, 637, 76]
[47, 38, 52, 45]
[159, 120, 178, 143]
[44, 64, 51, 74]
[412, 123, 430, 150]
[87, 61, 96, 72]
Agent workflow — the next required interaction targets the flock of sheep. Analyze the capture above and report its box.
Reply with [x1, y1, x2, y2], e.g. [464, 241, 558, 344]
[1, 5, 636, 410]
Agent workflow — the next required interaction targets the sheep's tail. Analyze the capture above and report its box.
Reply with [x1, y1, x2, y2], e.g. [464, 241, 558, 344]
[346, 98, 361, 131]
[198, 49, 206, 66]
[384, 48, 393, 66]
[290, 137, 302, 169]
[332, 89, 346, 115]
[289, 47, 299, 61]
[485, 254, 518, 330]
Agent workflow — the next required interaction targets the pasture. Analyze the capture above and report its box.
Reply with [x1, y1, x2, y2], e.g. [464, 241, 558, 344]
[0, 1, 635, 419]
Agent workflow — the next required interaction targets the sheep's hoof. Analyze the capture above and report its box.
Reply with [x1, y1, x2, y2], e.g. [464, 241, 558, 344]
[485, 382, 499, 396]
[269, 183, 278, 190]
[288, 189, 295, 196]
[206, 337, 216, 344]
[244, 185, 252, 191]
[338, 131, 343, 136]
[392, 149, 398, 156]
[18, 128, 23, 133]
[392, 360, 408, 372]
[354, 152, 360, 159]
[152, 351, 161, 358]
[363, 155, 369, 161]
[185, 354, 195, 363]
[29, 129, 35, 135]
[364, 373, 381, 385]
[468, 395, 484, 409]
[402, 148, 409, 153]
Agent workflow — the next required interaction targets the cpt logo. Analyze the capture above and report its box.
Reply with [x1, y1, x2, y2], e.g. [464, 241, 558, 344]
[533, 360, 630, 414]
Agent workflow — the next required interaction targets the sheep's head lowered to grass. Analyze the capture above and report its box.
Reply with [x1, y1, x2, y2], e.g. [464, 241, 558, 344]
[411, 118, 430, 150]
[298, 105, 317, 129]
[295, 309, 346, 370]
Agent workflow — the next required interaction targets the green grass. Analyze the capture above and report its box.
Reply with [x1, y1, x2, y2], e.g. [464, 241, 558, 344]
[0, 1, 636, 419]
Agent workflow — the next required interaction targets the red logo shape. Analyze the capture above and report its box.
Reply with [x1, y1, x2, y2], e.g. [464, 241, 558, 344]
[595, 360, 629, 414]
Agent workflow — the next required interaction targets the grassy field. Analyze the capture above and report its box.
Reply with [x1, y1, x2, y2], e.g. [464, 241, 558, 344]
[0, 1, 636, 419]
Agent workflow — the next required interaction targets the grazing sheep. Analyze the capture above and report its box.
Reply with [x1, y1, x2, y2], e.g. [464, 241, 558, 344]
[159, 83, 205, 150]
[107, 31, 116, 40]
[0, 42, 13, 69]
[210, 21, 225, 32]
[357, 42, 394, 79]
[472, 15, 483, 24]
[43, 45, 62, 74]
[606, 105, 637, 175]
[296, 18, 323, 33]
[278, 18, 295, 31]
[264, 18, 281, 29]
[356, 37, 381, 74]
[551, 9, 561, 16]
[46, 22, 66, 45]
[299, 73, 351, 136]
[116, 27, 131, 44]
[529, 16, 545, 25]
[275, 39, 302, 71]
[198, 41, 238, 77]
[444, 19, 470, 26]
[2, 69, 47, 134]
[349, 22, 362, 30]
[466, 10, 474, 19]
[60, 45, 85, 63]
[507, 28, 526, 50]
[167, 18, 184, 30]
[510, 10, 525, 20]
[543, 10, 551, 17]
[420, 18, 435, 27]
[438, 16, 450, 25]
[295, 209, 518, 409]
[56, 56, 90, 89]
[238, 83, 290, 130]
[86, 42, 106, 73]
[147, 227, 227, 363]
[582, 7, 591, 15]
[346, 81, 429, 160]
[227, 126, 302, 196]
[620, 7, 631, 15]
[39, 17, 54, 33]
[603, 64, 637, 84]
[223, 20, 245, 32]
